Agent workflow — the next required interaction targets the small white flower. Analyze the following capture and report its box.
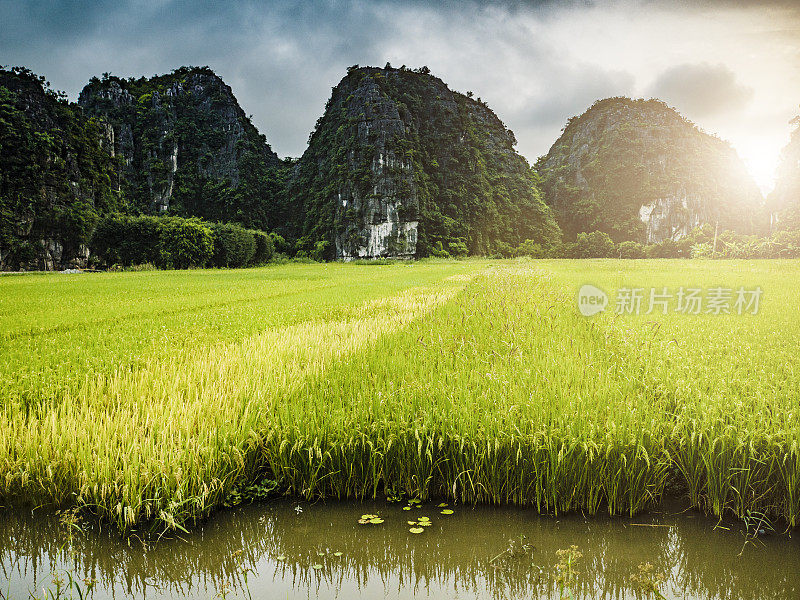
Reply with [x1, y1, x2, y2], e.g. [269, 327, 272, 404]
[294, 505, 303, 514]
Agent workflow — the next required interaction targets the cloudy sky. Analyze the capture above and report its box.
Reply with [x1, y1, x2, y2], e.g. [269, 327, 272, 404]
[3, 0, 800, 193]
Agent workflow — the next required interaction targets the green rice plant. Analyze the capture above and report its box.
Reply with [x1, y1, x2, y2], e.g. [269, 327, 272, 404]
[1, 259, 799, 532]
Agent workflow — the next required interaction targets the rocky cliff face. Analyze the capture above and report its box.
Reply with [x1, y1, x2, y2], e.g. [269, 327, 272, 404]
[329, 72, 419, 259]
[536, 97, 763, 243]
[289, 66, 560, 259]
[78, 67, 282, 223]
[0, 68, 118, 270]
[769, 118, 800, 231]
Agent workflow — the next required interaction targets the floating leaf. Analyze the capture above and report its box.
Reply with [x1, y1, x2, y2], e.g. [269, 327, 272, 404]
[420, 521, 432, 526]
[358, 518, 369, 524]
[409, 527, 424, 534]
[317, 552, 326, 556]
[438, 503, 449, 508]
[440, 509, 454, 515]
[312, 564, 323, 570]
[333, 552, 343, 557]
[418, 516, 430, 522]
[402, 506, 411, 511]
[361, 514, 377, 520]
[369, 517, 385, 524]
[276, 555, 286, 561]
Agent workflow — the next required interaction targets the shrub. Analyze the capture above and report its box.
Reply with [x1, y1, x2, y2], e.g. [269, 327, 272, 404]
[210, 222, 256, 268]
[617, 240, 646, 259]
[157, 217, 213, 269]
[427, 241, 451, 258]
[574, 231, 615, 258]
[547, 241, 575, 258]
[447, 239, 469, 257]
[492, 241, 513, 258]
[251, 230, 275, 264]
[294, 237, 333, 261]
[646, 238, 685, 258]
[91, 215, 281, 269]
[690, 242, 714, 259]
[513, 239, 545, 258]
[91, 214, 160, 266]
[269, 232, 290, 255]
[310, 240, 330, 262]
[771, 230, 800, 258]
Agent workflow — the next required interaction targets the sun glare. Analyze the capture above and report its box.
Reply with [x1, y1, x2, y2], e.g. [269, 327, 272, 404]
[737, 142, 780, 196]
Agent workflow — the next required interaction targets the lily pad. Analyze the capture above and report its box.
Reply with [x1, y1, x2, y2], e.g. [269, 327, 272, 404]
[438, 503, 449, 508]
[420, 521, 432, 526]
[333, 552, 343, 557]
[409, 527, 424, 534]
[418, 516, 430, 522]
[276, 555, 286, 561]
[407, 520, 417, 525]
[402, 506, 411, 511]
[369, 517, 385, 524]
[440, 509, 454, 515]
[312, 564, 323, 570]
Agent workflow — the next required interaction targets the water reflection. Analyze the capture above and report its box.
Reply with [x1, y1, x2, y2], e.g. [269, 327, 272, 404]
[1, 500, 797, 600]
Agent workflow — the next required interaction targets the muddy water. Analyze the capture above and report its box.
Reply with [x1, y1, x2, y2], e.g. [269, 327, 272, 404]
[1, 500, 797, 600]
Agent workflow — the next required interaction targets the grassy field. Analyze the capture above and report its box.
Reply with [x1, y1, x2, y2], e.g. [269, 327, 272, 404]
[1, 259, 798, 533]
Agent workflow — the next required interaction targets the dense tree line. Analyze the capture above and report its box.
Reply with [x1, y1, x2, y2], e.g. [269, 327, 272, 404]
[499, 225, 800, 259]
[91, 214, 275, 269]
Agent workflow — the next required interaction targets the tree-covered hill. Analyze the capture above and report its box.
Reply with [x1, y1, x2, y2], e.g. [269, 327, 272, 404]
[288, 65, 561, 259]
[536, 97, 763, 243]
[769, 115, 800, 231]
[78, 67, 287, 231]
[0, 67, 120, 270]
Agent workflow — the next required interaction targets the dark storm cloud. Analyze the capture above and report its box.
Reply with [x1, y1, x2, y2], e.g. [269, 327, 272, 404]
[1, 0, 578, 158]
[0, 0, 797, 167]
[648, 63, 754, 117]
[0, 0, 402, 155]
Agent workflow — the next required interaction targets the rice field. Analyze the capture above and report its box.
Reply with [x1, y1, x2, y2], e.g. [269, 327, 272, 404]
[1, 259, 798, 533]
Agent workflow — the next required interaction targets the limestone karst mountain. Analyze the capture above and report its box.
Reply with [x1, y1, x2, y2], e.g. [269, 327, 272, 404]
[78, 67, 285, 230]
[287, 65, 560, 259]
[0, 67, 120, 270]
[536, 97, 764, 243]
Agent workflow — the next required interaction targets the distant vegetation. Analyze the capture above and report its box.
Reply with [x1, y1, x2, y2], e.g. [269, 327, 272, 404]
[498, 224, 800, 259]
[2, 65, 800, 270]
[90, 213, 275, 269]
